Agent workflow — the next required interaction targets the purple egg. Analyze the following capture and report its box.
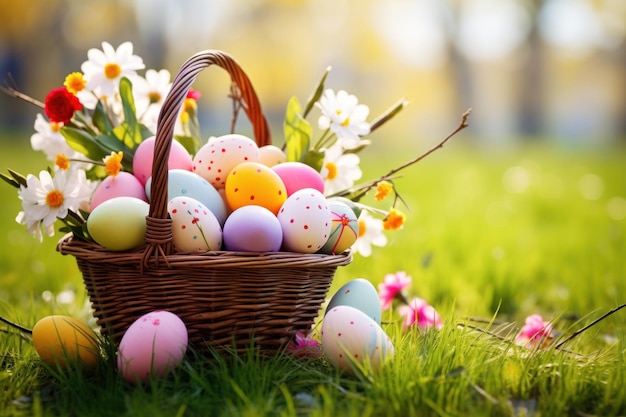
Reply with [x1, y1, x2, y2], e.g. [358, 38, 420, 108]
[223, 206, 283, 252]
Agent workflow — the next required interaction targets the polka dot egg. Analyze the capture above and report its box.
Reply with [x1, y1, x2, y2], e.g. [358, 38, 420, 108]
[277, 188, 332, 253]
[224, 161, 287, 215]
[168, 196, 222, 252]
[321, 305, 394, 375]
[192, 134, 260, 189]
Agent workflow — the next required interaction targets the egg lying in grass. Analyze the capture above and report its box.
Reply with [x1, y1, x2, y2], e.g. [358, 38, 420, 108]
[117, 311, 188, 384]
[321, 305, 394, 375]
[31, 315, 100, 369]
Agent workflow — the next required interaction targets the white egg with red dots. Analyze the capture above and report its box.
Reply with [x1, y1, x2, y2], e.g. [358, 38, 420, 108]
[168, 196, 223, 252]
[321, 305, 394, 375]
[277, 188, 332, 253]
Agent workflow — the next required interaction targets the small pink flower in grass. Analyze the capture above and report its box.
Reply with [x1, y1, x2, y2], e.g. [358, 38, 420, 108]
[378, 271, 412, 310]
[516, 314, 553, 348]
[287, 332, 322, 359]
[398, 297, 444, 330]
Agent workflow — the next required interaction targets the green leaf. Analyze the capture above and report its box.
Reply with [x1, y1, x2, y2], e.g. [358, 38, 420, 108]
[92, 100, 114, 133]
[94, 134, 135, 171]
[284, 96, 312, 164]
[303, 66, 331, 118]
[61, 126, 110, 161]
[175, 135, 201, 156]
[118, 77, 142, 146]
[299, 149, 325, 173]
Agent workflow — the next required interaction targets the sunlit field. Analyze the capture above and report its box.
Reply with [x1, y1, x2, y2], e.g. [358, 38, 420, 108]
[1, 135, 625, 416]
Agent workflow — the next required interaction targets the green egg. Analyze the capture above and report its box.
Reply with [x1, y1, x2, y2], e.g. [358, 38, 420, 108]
[87, 196, 150, 251]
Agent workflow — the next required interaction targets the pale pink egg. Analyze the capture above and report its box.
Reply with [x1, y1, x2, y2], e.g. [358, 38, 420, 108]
[117, 311, 188, 384]
[133, 136, 193, 186]
[272, 162, 325, 196]
[90, 172, 148, 211]
[223, 205, 283, 252]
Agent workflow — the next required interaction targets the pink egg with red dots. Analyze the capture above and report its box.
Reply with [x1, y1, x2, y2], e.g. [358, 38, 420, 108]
[117, 311, 188, 384]
[132, 136, 193, 186]
[272, 162, 325, 196]
[167, 196, 223, 252]
[321, 305, 394, 375]
[277, 188, 332, 253]
[90, 172, 148, 211]
[192, 134, 260, 189]
[224, 161, 287, 215]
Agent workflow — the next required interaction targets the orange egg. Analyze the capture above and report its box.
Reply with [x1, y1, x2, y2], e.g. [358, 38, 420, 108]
[224, 162, 287, 215]
[31, 315, 100, 369]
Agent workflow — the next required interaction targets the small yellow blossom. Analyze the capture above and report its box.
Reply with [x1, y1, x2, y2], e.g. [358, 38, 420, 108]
[374, 180, 393, 201]
[64, 72, 87, 95]
[383, 208, 406, 231]
[55, 154, 70, 171]
[180, 97, 197, 124]
[104, 151, 124, 177]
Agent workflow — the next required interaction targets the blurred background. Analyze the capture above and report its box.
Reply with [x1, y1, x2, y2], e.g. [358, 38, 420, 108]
[1, 0, 626, 148]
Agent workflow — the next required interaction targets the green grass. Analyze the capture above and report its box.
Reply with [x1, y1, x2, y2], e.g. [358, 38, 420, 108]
[1, 137, 625, 416]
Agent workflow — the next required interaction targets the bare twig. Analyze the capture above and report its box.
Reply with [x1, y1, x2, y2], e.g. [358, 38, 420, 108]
[1, 75, 45, 108]
[555, 303, 626, 350]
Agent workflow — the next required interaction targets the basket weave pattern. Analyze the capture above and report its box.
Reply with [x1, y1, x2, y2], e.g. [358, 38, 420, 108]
[57, 50, 351, 352]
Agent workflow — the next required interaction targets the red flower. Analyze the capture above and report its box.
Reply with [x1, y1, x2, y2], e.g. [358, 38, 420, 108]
[186, 88, 202, 101]
[44, 87, 82, 124]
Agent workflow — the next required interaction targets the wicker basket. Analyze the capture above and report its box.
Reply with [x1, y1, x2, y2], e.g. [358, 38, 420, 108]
[57, 50, 352, 353]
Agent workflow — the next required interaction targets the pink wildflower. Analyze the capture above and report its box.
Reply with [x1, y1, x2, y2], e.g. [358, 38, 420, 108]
[516, 314, 553, 347]
[287, 331, 322, 358]
[378, 271, 412, 310]
[398, 297, 444, 330]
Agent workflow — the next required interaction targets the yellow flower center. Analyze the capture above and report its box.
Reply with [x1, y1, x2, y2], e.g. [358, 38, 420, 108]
[55, 154, 70, 171]
[358, 219, 366, 238]
[46, 189, 64, 208]
[104, 151, 124, 176]
[104, 63, 122, 80]
[64, 72, 86, 94]
[340, 117, 351, 127]
[325, 162, 338, 180]
[148, 92, 161, 104]
[50, 122, 62, 132]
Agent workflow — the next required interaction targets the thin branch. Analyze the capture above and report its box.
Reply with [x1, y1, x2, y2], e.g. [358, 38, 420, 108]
[1, 76, 45, 108]
[334, 108, 472, 201]
[555, 303, 626, 350]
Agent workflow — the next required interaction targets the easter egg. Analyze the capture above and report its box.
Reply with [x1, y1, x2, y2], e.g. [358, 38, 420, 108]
[272, 162, 325, 196]
[319, 202, 359, 254]
[277, 188, 331, 253]
[321, 305, 394, 375]
[145, 169, 228, 225]
[192, 134, 260, 189]
[133, 136, 193, 186]
[258, 145, 286, 167]
[223, 205, 283, 252]
[224, 162, 287, 215]
[87, 196, 150, 251]
[90, 172, 148, 211]
[117, 311, 188, 384]
[32, 315, 100, 369]
[326, 278, 381, 324]
[168, 196, 223, 252]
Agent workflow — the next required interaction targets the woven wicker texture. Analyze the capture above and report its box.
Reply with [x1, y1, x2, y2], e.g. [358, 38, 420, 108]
[58, 50, 351, 353]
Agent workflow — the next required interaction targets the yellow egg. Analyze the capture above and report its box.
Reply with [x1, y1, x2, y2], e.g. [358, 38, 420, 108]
[32, 315, 100, 369]
[87, 196, 150, 251]
[224, 162, 287, 215]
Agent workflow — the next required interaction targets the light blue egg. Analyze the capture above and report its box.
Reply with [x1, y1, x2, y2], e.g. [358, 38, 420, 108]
[145, 169, 228, 225]
[325, 278, 381, 324]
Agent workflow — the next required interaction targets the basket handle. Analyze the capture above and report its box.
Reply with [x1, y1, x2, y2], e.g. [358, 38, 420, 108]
[143, 50, 272, 266]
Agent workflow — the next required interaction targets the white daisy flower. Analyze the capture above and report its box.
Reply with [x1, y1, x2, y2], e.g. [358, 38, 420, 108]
[321, 142, 363, 195]
[30, 114, 82, 162]
[133, 69, 172, 133]
[17, 169, 91, 241]
[81, 41, 145, 99]
[352, 210, 387, 257]
[316, 89, 370, 148]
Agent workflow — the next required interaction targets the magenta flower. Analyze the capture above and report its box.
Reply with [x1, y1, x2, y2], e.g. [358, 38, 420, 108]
[516, 314, 553, 347]
[378, 271, 412, 310]
[398, 297, 443, 330]
[286, 331, 323, 358]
